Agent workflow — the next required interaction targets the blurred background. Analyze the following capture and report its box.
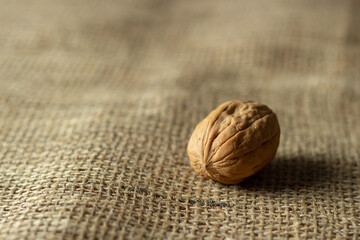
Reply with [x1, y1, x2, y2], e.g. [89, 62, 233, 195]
[0, 0, 359, 239]
[1, 0, 359, 103]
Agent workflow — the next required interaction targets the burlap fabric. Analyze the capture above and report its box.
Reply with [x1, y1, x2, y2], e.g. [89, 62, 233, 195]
[1, 0, 359, 239]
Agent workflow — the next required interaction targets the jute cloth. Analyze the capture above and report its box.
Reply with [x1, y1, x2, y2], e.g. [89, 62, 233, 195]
[1, 0, 359, 239]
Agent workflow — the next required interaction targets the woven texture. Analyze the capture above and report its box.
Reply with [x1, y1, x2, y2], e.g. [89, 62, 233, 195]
[1, 0, 360, 239]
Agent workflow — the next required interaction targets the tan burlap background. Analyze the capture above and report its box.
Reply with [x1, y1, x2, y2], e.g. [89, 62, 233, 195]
[1, 0, 360, 239]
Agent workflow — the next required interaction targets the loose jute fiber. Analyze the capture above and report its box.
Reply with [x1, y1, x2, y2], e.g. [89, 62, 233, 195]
[0, 0, 359, 239]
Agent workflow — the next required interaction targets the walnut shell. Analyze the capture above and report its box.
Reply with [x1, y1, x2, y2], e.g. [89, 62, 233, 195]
[187, 100, 280, 184]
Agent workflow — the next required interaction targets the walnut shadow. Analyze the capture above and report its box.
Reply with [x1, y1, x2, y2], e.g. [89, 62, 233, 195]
[236, 154, 355, 193]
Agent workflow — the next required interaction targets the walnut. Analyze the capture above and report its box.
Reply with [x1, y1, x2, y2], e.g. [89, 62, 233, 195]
[187, 100, 280, 184]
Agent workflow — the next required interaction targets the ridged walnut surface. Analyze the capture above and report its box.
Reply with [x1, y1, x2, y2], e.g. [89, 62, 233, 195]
[187, 100, 280, 184]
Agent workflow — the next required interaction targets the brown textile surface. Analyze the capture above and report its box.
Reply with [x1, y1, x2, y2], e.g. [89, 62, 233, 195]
[0, 0, 360, 239]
